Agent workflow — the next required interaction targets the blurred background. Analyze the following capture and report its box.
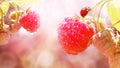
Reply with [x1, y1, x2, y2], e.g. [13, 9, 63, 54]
[0, 0, 110, 68]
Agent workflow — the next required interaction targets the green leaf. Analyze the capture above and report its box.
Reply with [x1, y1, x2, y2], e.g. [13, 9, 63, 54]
[13, 0, 41, 6]
[107, 0, 120, 31]
[0, 1, 9, 18]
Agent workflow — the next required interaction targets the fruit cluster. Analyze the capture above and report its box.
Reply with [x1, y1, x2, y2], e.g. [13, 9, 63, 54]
[57, 5, 100, 55]
[0, 0, 120, 58]
[0, 1, 40, 45]
[57, 0, 120, 55]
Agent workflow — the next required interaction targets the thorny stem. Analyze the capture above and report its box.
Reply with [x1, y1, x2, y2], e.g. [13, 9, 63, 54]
[96, 0, 109, 31]
[90, 0, 107, 33]
[87, 0, 111, 33]
[97, 0, 107, 23]
[92, 0, 105, 19]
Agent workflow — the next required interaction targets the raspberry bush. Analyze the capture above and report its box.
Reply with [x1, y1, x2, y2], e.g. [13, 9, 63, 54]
[0, 0, 120, 68]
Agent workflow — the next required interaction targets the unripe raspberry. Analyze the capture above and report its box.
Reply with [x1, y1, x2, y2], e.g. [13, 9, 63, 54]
[92, 28, 120, 57]
[92, 28, 120, 68]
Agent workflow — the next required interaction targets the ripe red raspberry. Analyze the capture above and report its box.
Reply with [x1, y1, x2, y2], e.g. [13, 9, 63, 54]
[58, 17, 95, 55]
[80, 7, 91, 17]
[19, 11, 40, 32]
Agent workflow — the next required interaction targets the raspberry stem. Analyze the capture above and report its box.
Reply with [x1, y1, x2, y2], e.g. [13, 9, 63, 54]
[97, 0, 110, 21]
[92, 0, 105, 19]
[96, 0, 108, 32]
[89, 0, 105, 33]
[91, 0, 110, 32]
